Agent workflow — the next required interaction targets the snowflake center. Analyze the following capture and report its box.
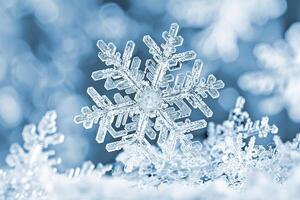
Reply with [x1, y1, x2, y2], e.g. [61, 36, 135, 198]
[135, 87, 162, 115]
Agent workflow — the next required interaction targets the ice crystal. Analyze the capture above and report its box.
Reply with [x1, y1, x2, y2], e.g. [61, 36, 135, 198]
[115, 97, 300, 188]
[239, 22, 300, 122]
[74, 23, 224, 155]
[66, 161, 112, 179]
[0, 111, 115, 200]
[203, 97, 279, 187]
[0, 106, 299, 199]
[0, 111, 64, 200]
[167, 0, 287, 61]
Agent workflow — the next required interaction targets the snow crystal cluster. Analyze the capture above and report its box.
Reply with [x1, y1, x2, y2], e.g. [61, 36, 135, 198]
[1, 99, 299, 199]
[116, 96, 300, 188]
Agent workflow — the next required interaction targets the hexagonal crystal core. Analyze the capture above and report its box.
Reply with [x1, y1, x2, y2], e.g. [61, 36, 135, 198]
[135, 87, 162, 114]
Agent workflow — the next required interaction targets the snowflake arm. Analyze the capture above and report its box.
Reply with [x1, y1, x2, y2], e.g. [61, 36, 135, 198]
[161, 59, 224, 118]
[229, 97, 278, 138]
[74, 88, 138, 143]
[94, 40, 146, 93]
[144, 23, 196, 88]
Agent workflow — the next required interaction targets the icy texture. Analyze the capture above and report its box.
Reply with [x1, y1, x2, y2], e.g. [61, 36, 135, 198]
[74, 23, 224, 153]
[0, 111, 64, 200]
[51, 97, 300, 198]
[239, 22, 300, 122]
[65, 161, 112, 179]
[115, 97, 299, 188]
[49, 166, 300, 200]
[167, 0, 287, 61]
[0, 104, 299, 199]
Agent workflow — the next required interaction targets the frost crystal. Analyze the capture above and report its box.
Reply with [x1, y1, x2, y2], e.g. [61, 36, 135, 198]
[66, 161, 112, 179]
[0, 107, 299, 199]
[0, 111, 64, 200]
[74, 23, 224, 154]
[239, 22, 300, 122]
[115, 97, 299, 188]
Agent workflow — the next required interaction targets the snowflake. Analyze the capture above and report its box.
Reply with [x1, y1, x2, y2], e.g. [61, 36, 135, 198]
[239, 22, 300, 122]
[200, 97, 299, 187]
[166, 0, 287, 61]
[0, 110, 115, 200]
[74, 23, 224, 153]
[0, 111, 64, 200]
[204, 97, 280, 188]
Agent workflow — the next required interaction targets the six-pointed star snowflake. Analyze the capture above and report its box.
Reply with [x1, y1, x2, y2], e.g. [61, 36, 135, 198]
[74, 23, 224, 152]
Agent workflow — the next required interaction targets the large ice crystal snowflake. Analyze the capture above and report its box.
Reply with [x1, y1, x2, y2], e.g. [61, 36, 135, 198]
[74, 23, 224, 153]
[0, 111, 64, 200]
[167, 0, 287, 61]
[239, 22, 300, 122]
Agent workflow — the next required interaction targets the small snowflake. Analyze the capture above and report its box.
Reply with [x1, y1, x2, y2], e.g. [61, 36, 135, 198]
[0, 111, 64, 200]
[74, 23, 224, 152]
